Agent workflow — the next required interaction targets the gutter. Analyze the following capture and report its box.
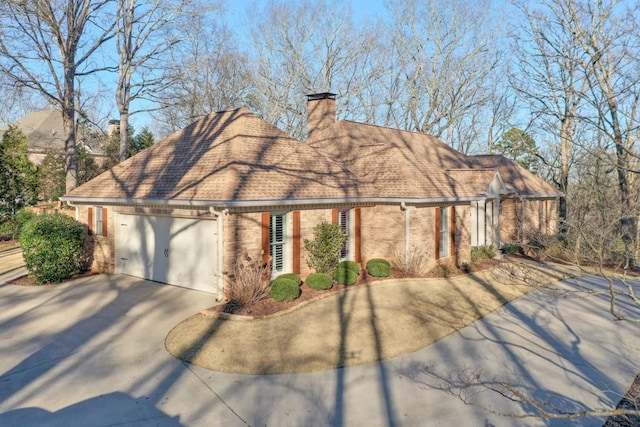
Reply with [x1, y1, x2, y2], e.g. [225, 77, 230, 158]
[400, 201, 410, 267]
[60, 194, 491, 209]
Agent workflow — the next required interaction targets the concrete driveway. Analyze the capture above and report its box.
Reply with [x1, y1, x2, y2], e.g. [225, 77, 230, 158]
[0, 272, 638, 426]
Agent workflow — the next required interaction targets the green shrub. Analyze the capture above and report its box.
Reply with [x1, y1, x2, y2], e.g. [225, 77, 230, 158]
[305, 272, 333, 290]
[275, 273, 301, 284]
[12, 209, 37, 239]
[270, 277, 300, 302]
[501, 243, 522, 255]
[303, 222, 346, 274]
[470, 245, 497, 261]
[366, 258, 391, 277]
[333, 267, 358, 285]
[20, 213, 86, 284]
[337, 260, 360, 273]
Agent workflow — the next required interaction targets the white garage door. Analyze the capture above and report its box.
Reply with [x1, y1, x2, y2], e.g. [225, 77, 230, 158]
[115, 214, 217, 293]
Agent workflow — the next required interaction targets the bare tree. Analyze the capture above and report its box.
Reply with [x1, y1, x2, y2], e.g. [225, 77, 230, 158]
[114, 0, 192, 161]
[249, 0, 380, 138]
[153, 5, 250, 136]
[509, 0, 590, 223]
[0, 0, 114, 192]
[381, 0, 501, 150]
[569, 0, 640, 220]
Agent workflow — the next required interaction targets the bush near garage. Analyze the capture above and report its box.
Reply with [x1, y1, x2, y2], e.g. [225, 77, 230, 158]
[305, 272, 333, 290]
[270, 276, 301, 302]
[20, 213, 86, 284]
[223, 254, 270, 308]
[366, 258, 391, 277]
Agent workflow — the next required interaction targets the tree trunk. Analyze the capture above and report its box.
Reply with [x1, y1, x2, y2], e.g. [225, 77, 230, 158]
[63, 74, 77, 193]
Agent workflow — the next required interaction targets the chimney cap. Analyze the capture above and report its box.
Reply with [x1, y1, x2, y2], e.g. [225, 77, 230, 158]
[307, 92, 336, 101]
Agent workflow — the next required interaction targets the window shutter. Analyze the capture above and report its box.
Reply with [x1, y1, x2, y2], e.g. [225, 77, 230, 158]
[332, 209, 338, 223]
[435, 207, 441, 260]
[271, 214, 285, 273]
[87, 208, 94, 235]
[261, 212, 270, 265]
[292, 211, 300, 274]
[102, 208, 108, 236]
[450, 206, 456, 256]
[354, 208, 361, 263]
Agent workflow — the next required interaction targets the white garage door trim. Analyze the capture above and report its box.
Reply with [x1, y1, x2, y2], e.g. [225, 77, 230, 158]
[115, 214, 218, 293]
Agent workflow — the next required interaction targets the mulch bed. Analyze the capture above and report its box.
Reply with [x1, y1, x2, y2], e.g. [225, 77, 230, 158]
[212, 258, 505, 317]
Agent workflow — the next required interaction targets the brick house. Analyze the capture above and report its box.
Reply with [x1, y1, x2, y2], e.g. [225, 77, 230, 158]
[61, 93, 562, 297]
[0, 109, 107, 166]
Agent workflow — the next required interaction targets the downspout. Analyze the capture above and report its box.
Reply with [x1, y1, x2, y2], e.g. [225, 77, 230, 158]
[401, 202, 410, 267]
[64, 200, 80, 221]
[209, 207, 229, 301]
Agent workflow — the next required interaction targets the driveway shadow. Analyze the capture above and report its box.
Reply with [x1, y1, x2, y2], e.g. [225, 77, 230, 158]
[0, 392, 183, 426]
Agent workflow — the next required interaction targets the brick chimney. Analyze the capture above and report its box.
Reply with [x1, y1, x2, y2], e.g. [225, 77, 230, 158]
[307, 92, 336, 139]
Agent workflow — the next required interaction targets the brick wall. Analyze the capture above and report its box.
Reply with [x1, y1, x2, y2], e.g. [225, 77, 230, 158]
[76, 205, 115, 273]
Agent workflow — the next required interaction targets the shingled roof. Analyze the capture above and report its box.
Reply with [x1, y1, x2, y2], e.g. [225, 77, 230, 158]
[63, 106, 561, 207]
[64, 108, 358, 204]
[0, 109, 106, 155]
[466, 155, 561, 198]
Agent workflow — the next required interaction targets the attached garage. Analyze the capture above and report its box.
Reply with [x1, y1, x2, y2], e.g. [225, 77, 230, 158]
[115, 214, 218, 293]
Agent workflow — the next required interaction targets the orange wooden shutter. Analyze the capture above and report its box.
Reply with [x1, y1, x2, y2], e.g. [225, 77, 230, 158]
[450, 206, 456, 256]
[354, 208, 362, 263]
[435, 207, 441, 260]
[102, 208, 108, 236]
[87, 207, 94, 235]
[292, 211, 301, 274]
[261, 212, 270, 265]
[332, 209, 338, 223]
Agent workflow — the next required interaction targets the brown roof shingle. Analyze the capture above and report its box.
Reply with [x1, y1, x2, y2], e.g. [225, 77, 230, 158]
[66, 108, 357, 203]
[64, 108, 561, 205]
[466, 155, 561, 197]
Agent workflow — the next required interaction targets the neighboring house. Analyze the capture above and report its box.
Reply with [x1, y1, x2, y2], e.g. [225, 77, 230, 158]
[61, 93, 562, 296]
[0, 109, 107, 165]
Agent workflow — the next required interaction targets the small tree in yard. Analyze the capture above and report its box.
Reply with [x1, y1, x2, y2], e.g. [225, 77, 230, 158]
[304, 222, 346, 274]
[20, 213, 87, 284]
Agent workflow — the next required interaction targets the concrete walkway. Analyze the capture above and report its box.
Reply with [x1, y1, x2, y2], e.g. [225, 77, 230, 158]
[0, 269, 638, 426]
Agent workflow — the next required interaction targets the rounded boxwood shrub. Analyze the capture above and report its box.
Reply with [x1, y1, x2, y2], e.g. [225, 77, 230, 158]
[275, 273, 301, 284]
[20, 213, 86, 284]
[337, 260, 360, 273]
[366, 258, 391, 277]
[333, 267, 358, 285]
[305, 272, 333, 290]
[270, 277, 300, 302]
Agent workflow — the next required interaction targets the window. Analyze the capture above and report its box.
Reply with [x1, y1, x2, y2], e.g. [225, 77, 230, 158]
[439, 207, 450, 259]
[338, 209, 350, 259]
[270, 213, 286, 274]
[95, 207, 103, 236]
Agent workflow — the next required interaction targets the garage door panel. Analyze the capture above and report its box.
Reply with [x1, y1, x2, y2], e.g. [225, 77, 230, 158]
[116, 214, 217, 293]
